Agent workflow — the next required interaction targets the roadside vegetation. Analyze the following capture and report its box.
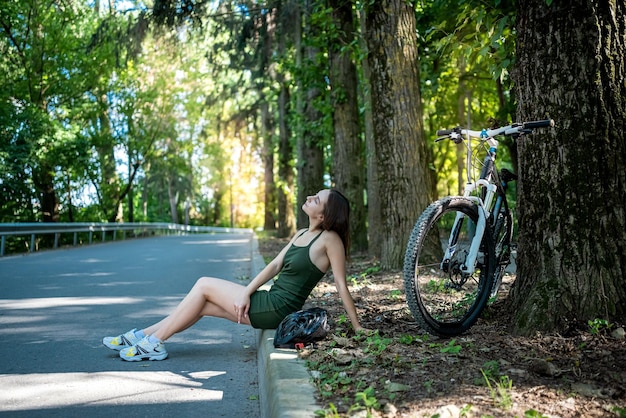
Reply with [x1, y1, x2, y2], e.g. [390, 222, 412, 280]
[259, 236, 626, 418]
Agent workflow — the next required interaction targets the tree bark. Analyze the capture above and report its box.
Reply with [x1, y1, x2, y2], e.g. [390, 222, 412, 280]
[329, 0, 367, 252]
[277, 79, 296, 238]
[363, 0, 434, 269]
[296, 0, 324, 229]
[260, 100, 277, 231]
[510, 0, 626, 334]
[255, 7, 277, 231]
[358, 8, 381, 258]
[275, 1, 296, 238]
[167, 174, 179, 224]
[35, 168, 59, 223]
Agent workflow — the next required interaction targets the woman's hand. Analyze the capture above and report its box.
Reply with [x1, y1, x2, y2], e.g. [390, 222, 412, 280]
[233, 292, 251, 324]
[354, 326, 376, 335]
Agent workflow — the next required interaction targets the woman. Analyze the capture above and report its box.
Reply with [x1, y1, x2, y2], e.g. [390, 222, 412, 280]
[103, 189, 367, 361]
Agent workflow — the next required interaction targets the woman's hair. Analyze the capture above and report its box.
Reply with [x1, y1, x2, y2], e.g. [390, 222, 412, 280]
[322, 189, 351, 256]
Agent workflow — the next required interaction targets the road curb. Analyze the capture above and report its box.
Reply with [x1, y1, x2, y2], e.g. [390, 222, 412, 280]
[257, 329, 320, 418]
[251, 237, 320, 418]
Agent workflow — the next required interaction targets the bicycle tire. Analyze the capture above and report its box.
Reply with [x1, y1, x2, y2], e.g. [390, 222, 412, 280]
[489, 206, 513, 298]
[403, 196, 495, 337]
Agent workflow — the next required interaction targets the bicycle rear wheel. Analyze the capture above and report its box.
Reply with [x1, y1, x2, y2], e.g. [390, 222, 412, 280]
[403, 197, 495, 337]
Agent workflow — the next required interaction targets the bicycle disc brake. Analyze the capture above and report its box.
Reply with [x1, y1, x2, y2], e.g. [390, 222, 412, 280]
[444, 249, 471, 290]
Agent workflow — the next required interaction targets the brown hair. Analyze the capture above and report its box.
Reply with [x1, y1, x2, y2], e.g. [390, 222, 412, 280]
[321, 189, 351, 256]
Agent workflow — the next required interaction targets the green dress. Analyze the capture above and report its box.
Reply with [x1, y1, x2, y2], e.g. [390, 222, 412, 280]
[248, 231, 326, 329]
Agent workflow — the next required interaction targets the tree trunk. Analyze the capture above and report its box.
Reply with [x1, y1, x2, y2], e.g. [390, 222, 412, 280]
[275, 1, 296, 238]
[257, 7, 277, 232]
[167, 174, 179, 224]
[363, 0, 434, 269]
[260, 100, 277, 231]
[296, 0, 324, 230]
[277, 79, 296, 238]
[510, 0, 626, 334]
[358, 8, 381, 258]
[329, 0, 367, 252]
[35, 168, 59, 223]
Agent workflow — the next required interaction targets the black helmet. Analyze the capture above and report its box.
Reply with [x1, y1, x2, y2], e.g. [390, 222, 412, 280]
[273, 307, 330, 348]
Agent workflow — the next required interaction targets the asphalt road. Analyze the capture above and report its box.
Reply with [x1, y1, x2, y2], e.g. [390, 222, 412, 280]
[0, 233, 260, 417]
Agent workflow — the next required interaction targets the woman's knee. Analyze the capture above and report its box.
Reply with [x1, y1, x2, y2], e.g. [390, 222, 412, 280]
[195, 276, 217, 289]
[194, 276, 227, 295]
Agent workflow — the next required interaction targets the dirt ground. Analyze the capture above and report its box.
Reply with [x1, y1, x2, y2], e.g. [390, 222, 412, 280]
[257, 236, 626, 418]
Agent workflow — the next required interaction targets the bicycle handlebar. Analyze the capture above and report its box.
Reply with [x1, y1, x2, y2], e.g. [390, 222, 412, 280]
[522, 119, 554, 129]
[436, 119, 554, 142]
[436, 128, 454, 136]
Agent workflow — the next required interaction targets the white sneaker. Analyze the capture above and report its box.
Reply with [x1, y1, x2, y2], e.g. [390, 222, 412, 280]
[103, 329, 141, 351]
[120, 336, 168, 361]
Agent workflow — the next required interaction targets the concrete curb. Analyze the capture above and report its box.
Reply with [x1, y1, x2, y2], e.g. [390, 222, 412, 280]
[251, 236, 320, 418]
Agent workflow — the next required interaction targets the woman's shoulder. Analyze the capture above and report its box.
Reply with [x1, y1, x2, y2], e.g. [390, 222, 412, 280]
[319, 229, 342, 247]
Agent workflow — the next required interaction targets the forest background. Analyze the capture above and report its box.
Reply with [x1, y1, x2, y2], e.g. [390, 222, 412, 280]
[1, 0, 625, 338]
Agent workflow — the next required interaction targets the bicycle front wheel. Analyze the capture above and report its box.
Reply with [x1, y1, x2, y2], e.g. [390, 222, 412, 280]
[403, 197, 495, 337]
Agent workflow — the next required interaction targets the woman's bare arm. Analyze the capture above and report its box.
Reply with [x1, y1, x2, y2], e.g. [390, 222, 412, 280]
[325, 232, 366, 332]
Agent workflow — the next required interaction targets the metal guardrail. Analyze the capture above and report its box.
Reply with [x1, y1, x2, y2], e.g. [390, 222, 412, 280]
[0, 222, 253, 257]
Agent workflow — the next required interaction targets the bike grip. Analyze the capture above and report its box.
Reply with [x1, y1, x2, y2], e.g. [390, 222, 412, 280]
[436, 129, 453, 136]
[522, 119, 554, 129]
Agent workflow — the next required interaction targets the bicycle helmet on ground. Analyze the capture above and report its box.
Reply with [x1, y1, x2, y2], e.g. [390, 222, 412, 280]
[273, 307, 330, 349]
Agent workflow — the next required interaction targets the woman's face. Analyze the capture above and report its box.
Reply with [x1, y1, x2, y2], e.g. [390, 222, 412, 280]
[302, 189, 330, 219]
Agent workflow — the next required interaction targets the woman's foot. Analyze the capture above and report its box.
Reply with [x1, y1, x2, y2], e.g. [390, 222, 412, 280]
[103, 329, 141, 351]
[119, 336, 168, 361]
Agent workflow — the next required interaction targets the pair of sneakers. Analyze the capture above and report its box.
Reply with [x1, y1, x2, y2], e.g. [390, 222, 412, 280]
[103, 328, 168, 361]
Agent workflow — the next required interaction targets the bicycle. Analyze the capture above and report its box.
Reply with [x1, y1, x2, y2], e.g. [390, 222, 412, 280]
[403, 119, 554, 337]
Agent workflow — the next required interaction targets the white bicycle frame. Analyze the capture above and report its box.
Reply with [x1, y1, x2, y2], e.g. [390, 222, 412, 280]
[440, 126, 508, 275]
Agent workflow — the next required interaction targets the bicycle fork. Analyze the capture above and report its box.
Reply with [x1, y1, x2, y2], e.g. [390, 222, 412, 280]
[441, 183, 496, 276]
[441, 206, 487, 275]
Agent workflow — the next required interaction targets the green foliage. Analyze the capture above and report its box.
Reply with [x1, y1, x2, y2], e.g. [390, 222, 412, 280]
[336, 313, 349, 326]
[481, 360, 501, 380]
[459, 403, 473, 416]
[588, 318, 613, 335]
[612, 406, 626, 417]
[440, 339, 462, 354]
[426, 279, 446, 293]
[525, 409, 549, 418]
[362, 331, 392, 356]
[350, 386, 380, 414]
[397, 333, 429, 345]
[417, 0, 517, 198]
[349, 264, 380, 286]
[0, 0, 519, 234]
[482, 369, 513, 410]
[314, 403, 340, 418]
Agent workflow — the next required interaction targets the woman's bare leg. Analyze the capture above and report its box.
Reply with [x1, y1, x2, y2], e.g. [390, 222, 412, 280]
[141, 277, 252, 341]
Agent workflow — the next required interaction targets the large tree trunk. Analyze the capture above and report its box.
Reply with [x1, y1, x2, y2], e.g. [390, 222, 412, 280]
[35, 167, 59, 223]
[257, 7, 277, 232]
[363, 0, 434, 269]
[277, 78, 296, 238]
[329, 0, 367, 252]
[260, 100, 277, 231]
[276, 3, 296, 238]
[510, 0, 626, 334]
[296, 0, 324, 229]
[358, 9, 381, 258]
